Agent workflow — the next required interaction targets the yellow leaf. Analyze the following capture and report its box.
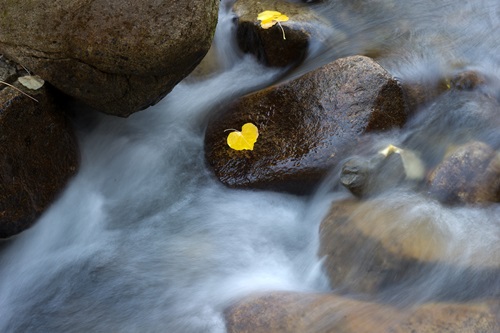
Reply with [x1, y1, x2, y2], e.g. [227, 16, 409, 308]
[257, 10, 282, 22]
[379, 144, 400, 156]
[226, 123, 259, 151]
[378, 144, 425, 180]
[257, 11, 289, 38]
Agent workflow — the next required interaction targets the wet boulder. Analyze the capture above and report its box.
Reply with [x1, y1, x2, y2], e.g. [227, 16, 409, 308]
[428, 141, 500, 205]
[233, 0, 341, 67]
[0, 0, 219, 116]
[205, 55, 408, 194]
[224, 291, 500, 333]
[318, 196, 500, 296]
[0, 58, 79, 238]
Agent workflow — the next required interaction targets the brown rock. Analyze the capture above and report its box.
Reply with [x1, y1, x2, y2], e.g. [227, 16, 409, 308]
[233, 0, 340, 67]
[0, 0, 219, 116]
[450, 70, 487, 91]
[205, 55, 407, 194]
[0, 55, 17, 83]
[398, 70, 487, 115]
[318, 198, 500, 296]
[224, 291, 500, 333]
[0, 77, 79, 238]
[400, 78, 449, 114]
[428, 141, 500, 204]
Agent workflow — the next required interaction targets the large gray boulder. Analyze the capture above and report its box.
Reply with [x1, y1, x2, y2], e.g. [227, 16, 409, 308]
[0, 0, 219, 116]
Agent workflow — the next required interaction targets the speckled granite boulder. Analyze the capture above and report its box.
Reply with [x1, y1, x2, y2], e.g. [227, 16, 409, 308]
[0, 0, 219, 116]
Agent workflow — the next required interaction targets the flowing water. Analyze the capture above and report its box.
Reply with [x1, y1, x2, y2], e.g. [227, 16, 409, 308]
[1, 0, 500, 332]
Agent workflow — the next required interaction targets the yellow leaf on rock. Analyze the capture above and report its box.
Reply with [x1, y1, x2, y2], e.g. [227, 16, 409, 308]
[226, 123, 259, 151]
[257, 10, 289, 30]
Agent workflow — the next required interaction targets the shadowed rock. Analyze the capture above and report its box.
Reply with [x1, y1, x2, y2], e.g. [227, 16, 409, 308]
[0, 59, 79, 238]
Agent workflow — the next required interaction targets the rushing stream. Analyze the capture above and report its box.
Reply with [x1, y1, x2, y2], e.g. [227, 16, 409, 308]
[1, 0, 500, 332]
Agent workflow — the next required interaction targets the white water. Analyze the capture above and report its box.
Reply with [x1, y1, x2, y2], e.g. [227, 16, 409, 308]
[1, 0, 500, 332]
[0, 9, 329, 332]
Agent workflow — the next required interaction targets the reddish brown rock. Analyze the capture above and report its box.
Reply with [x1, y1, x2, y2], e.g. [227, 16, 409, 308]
[0, 0, 219, 116]
[205, 55, 407, 194]
[224, 291, 500, 333]
[0, 77, 78, 238]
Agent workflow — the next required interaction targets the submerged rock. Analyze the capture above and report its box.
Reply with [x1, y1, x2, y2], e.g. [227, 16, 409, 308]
[399, 77, 449, 114]
[233, 0, 339, 67]
[205, 55, 407, 194]
[450, 70, 487, 91]
[0, 59, 79, 238]
[403, 90, 500, 168]
[224, 291, 500, 333]
[318, 197, 500, 296]
[0, 0, 219, 116]
[399, 70, 488, 115]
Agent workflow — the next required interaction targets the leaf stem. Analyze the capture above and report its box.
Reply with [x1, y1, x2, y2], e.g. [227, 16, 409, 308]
[0, 80, 39, 102]
[277, 21, 286, 40]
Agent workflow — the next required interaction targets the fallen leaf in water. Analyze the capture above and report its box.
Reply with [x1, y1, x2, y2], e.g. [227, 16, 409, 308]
[18, 75, 44, 90]
[379, 144, 425, 180]
[226, 123, 259, 151]
[257, 10, 289, 39]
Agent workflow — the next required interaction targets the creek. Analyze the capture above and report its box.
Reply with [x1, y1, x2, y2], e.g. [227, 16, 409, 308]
[1, 0, 500, 332]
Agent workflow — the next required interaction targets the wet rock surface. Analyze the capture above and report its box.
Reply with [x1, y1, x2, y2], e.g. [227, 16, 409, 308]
[428, 141, 500, 204]
[336, 89, 500, 201]
[205, 55, 407, 194]
[318, 197, 500, 297]
[233, 0, 340, 67]
[396, 90, 500, 204]
[403, 90, 500, 164]
[400, 70, 489, 115]
[0, 0, 219, 116]
[224, 291, 500, 333]
[340, 152, 407, 197]
[0, 58, 79, 238]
